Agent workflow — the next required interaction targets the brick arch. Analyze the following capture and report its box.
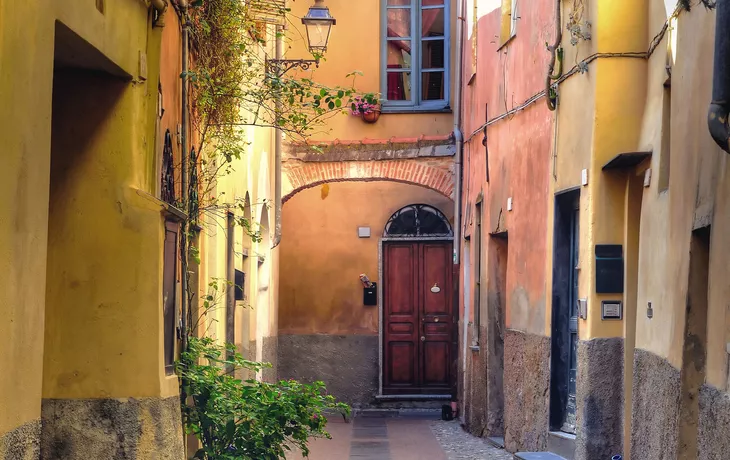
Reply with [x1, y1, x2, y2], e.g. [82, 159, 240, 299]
[282, 159, 454, 203]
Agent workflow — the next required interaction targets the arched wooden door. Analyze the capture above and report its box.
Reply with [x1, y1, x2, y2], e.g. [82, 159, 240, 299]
[381, 205, 455, 396]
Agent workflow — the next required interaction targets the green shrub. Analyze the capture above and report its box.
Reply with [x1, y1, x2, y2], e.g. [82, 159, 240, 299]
[177, 336, 349, 459]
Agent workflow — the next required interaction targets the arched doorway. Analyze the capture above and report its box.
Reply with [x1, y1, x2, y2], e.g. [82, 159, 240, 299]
[255, 206, 271, 381]
[379, 204, 456, 397]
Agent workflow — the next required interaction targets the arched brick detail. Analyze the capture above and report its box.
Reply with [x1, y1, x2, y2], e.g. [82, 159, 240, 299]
[282, 159, 454, 203]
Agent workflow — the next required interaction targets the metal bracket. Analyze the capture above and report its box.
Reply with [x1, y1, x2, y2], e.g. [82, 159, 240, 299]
[265, 58, 319, 77]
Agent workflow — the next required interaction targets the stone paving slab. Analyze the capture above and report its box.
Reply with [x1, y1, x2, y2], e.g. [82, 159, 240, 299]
[288, 415, 514, 459]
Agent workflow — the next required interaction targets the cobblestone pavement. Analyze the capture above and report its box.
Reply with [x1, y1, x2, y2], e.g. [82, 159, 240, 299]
[288, 412, 513, 459]
[430, 419, 513, 460]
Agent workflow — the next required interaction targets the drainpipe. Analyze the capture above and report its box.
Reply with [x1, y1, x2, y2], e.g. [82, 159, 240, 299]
[272, 25, 284, 249]
[708, 0, 730, 153]
[180, 0, 189, 349]
[453, 0, 466, 419]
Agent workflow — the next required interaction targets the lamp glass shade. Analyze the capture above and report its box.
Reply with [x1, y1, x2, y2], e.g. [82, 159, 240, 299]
[302, 6, 336, 53]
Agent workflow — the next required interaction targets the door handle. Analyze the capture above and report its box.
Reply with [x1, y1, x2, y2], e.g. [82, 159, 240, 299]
[421, 336, 425, 342]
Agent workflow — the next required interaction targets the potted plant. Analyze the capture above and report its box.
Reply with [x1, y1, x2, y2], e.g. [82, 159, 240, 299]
[350, 96, 381, 124]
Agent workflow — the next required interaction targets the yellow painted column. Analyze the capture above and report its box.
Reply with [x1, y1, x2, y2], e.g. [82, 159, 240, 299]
[0, 1, 56, 454]
[586, 0, 648, 339]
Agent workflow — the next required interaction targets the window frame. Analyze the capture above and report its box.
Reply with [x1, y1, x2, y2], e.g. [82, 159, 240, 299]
[509, 0, 518, 38]
[162, 219, 179, 375]
[380, 0, 451, 112]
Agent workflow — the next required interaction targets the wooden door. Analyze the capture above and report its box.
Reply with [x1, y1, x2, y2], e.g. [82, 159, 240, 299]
[383, 241, 454, 395]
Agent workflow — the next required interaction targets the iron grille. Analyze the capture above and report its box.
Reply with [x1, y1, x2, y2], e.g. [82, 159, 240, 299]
[161, 129, 176, 206]
[384, 204, 453, 238]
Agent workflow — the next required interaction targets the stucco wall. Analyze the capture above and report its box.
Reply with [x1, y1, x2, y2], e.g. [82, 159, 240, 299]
[0, 0, 171, 447]
[278, 180, 453, 404]
[459, 0, 553, 445]
[280, 181, 453, 335]
[286, 0, 456, 140]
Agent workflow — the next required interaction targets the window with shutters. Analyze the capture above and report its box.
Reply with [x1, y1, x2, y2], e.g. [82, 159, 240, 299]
[381, 0, 450, 111]
[162, 220, 179, 374]
[248, 0, 286, 25]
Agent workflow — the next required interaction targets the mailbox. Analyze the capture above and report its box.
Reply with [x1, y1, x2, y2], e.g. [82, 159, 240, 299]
[364, 282, 377, 306]
[595, 244, 624, 294]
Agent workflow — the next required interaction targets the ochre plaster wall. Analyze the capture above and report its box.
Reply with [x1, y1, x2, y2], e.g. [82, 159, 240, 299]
[279, 181, 453, 335]
[286, 0, 456, 140]
[0, 2, 188, 456]
[0, 0, 163, 441]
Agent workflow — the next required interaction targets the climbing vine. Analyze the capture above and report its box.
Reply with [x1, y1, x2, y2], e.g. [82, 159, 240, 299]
[171, 0, 376, 457]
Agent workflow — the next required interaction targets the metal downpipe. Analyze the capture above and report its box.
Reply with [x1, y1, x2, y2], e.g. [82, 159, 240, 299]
[453, 0, 466, 420]
[709, 0, 730, 153]
[180, 0, 189, 349]
[272, 25, 284, 249]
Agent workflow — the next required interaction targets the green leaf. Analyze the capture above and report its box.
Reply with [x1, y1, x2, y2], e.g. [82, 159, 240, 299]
[226, 419, 236, 439]
[319, 88, 327, 97]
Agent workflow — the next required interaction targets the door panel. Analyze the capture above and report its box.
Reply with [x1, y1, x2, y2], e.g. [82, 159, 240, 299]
[383, 241, 454, 395]
[383, 243, 419, 390]
[389, 342, 415, 384]
[564, 206, 579, 431]
[420, 242, 452, 391]
[422, 342, 449, 385]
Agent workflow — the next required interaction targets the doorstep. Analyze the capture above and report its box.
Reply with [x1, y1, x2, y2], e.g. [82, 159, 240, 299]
[514, 453, 568, 460]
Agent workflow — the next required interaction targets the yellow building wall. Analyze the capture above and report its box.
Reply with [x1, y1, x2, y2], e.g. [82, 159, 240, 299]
[0, 0, 181, 453]
[546, 0, 648, 340]
[286, 0, 456, 141]
[196, 22, 279, 380]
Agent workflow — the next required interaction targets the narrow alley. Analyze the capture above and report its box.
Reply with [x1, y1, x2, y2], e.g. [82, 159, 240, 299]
[289, 413, 513, 460]
[2, 0, 730, 459]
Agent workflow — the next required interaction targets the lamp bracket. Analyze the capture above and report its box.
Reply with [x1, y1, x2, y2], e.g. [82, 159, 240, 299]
[265, 58, 319, 77]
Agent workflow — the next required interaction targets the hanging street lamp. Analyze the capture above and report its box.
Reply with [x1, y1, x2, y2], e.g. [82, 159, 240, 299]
[301, 0, 336, 54]
[266, 0, 337, 76]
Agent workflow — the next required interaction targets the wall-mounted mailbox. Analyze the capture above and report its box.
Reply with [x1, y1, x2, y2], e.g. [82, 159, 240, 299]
[364, 282, 377, 306]
[595, 244, 624, 294]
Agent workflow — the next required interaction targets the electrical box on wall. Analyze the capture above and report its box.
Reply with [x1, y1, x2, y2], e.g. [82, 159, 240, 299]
[364, 282, 377, 306]
[601, 300, 622, 320]
[595, 244, 624, 293]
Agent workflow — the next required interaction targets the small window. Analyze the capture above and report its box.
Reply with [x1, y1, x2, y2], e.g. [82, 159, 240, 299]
[235, 269, 245, 301]
[509, 0, 518, 37]
[382, 0, 449, 110]
[499, 0, 517, 45]
[162, 220, 179, 374]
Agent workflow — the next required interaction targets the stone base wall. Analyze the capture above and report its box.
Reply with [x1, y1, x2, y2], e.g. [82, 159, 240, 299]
[698, 383, 730, 459]
[464, 325, 489, 437]
[262, 336, 278, 383]
[278, 334, 378, 408]
[503, 329, 550, 453]
[0, 420, 41, 460]
[40, 396, 183, 460]
[630, 348, 680, 460]
[575, 338, 624, 460]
